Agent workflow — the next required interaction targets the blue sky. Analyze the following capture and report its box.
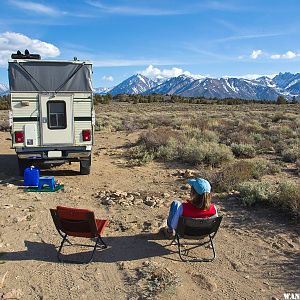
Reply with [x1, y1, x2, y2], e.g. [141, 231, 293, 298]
[1, 0, 300, 87]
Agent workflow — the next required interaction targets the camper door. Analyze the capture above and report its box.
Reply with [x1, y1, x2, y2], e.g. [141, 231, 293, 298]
[40, 94, 74, 145]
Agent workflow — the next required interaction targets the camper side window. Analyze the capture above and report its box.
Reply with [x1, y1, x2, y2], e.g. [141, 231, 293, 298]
[47, 101, 67, 129]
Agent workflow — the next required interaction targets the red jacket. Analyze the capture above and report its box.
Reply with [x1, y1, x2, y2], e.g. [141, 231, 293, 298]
[182, 201, 218, 218]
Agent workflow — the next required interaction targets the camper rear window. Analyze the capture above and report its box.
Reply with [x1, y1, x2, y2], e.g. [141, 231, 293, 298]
[47, 101, 66, 129]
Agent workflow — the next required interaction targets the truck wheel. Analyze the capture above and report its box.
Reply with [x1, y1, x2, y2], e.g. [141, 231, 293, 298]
[80, 157, 91, 175]
[18, 158, 28, 176]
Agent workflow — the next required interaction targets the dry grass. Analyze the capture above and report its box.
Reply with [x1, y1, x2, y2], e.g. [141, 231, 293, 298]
[94, 102, 300, 215]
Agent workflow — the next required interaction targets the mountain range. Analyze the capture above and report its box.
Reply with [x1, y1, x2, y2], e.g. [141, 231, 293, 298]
[0, 84, 8, 96]
[1, 72, 300, 101]
[99, 72, 300, 101]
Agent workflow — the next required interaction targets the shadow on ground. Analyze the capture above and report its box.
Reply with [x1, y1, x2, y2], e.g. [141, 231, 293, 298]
[0, 153, 81, 179]
[0, 154, 19, 177]
[0, 233, 171, 264]
[40, 169, 80, 177]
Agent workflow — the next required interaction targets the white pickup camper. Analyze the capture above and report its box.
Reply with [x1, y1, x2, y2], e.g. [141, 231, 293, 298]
[8, 52, 94, 175]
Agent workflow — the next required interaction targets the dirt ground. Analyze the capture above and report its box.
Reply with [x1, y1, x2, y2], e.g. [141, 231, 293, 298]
[0, 130, 299, 300]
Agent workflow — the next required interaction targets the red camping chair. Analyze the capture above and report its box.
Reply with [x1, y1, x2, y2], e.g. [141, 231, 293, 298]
[50, 206, 108, 264]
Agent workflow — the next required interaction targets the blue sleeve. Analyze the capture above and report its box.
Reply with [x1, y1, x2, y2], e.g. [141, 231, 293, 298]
[167, 200, 183, 230]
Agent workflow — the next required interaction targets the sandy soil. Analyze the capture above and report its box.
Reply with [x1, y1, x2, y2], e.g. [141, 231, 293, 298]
[0, 130, 299, 300]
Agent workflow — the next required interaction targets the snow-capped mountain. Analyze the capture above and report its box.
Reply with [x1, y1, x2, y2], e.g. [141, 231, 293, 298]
[109, 74, 156, 96]
[0, 84, 9, 96]
[273, 72, 300, 95]
[104, 72, 300, 101]
[93, 87, 112, 95]
[254, 76, 276, 88]
[3, 72, 300, 101]
[164, 77, 279, 100]
[145, 75, 196, 95]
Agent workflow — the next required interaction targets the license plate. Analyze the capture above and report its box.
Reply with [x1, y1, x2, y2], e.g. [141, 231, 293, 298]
[48, 151, 62, 158]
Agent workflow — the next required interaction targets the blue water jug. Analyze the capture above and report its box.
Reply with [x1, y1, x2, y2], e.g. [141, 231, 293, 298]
[24, 166, 40, 187]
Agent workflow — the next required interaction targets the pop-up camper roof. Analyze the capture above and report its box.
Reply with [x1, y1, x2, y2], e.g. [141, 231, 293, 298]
[8, 60, 93, 93]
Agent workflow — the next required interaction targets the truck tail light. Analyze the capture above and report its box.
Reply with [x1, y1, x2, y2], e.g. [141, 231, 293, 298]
[15, 131, 24, 143]
[82, 130, 91, 141]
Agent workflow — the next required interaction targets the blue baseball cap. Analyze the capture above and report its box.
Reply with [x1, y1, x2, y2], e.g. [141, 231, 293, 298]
[188, 178, 211, 194]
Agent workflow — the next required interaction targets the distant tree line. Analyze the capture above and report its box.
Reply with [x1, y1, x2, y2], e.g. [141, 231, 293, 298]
[93, 93, 300, 106]
[0, 95, 9, 110]
[1, 93, 298, 110]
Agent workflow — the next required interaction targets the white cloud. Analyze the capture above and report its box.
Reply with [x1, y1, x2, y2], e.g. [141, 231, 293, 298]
[86, 0, 245, 16]
[0, 32, 60, 65]
[9, 0, 92, 18]
[223, 73, 277, 80]
[10, 0, 61, 16]
[270, 54, 281, 59]
[102, 75, 114, 82]
[250, 49, 263, 59]
[283, 51, 297, 59]
[86, 1, 183, 16]
[270, 50, 299, 59]
[140, 65, 205, 79]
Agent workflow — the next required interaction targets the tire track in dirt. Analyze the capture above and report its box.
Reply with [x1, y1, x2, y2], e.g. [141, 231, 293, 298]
[26, 261, 76, 300]
[93, 263, 127, 299]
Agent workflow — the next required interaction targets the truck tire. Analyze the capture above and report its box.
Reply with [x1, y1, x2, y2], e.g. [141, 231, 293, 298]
[80, 157, 91, 175]
[18, 158, 28, 176]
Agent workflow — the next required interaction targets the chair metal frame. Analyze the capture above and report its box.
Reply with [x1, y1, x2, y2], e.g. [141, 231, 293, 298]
[173, 216, 222, 262]
[50, 207, 108, 264]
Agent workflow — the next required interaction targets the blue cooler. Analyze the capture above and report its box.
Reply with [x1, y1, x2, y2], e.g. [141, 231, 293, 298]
[24, 166, 40, 187]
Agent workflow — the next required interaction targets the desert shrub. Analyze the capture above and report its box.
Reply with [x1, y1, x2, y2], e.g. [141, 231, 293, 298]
[273, 181, 300, 215]
[127, 145, 155, 166]
[0, 120, 10, 131]
[238, 181, 276, 206]
[237, 180, 300, 215]
[281, 145, 300, 163]
[296, 160, 300, 176]
[184, 128, 219, 143]
[158, 138, 233, 167]
[95, 114, 125, 132]
[150, 115, 176, 128]
[177, 140, 233, 167]
[0, 99, 9, 110]
[179, 140, 205, 165]
[240, 121, 264, 134]
[94, 120, 101, 131]
[169, 117, 185, 130]
[213, 159, 280, 192]
[200, 143, 234, 167]
[250, 158, 281, 179]
[251, 133, 264, 143]
[256, 139, 275, 154]
[220, 130, 256, 145]
[137, 128, 232, 167]
[138, 128, 179, 151]
[270, 125, 296, 139]
[272, 112, 286, 123]
[95, 119, 117, 132]
[273, 140, 287, 155]
[157, 138, 180, 161]
[119, 116, 150, 131]
[231, 143, 256, 158]
[189, 116, 210, 131]
[121, 118, 139, 131]
[213, 160, 256, 192]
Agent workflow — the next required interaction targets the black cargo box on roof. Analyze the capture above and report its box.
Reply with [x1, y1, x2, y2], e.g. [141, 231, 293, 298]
[11, 53, 41, 60]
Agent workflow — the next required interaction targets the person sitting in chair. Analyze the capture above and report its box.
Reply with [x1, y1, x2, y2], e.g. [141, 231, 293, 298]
[161, 178, 218, 238]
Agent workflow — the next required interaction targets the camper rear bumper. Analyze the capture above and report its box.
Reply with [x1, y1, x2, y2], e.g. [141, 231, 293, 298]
[16, 146, 91, 161]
